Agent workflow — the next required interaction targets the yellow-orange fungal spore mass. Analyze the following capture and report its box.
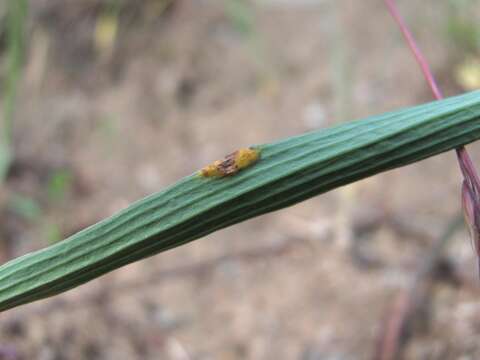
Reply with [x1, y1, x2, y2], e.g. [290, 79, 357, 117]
[199, 147, 260, 178]
[200, 161, 223, 178]
[234, 148, 261, 170]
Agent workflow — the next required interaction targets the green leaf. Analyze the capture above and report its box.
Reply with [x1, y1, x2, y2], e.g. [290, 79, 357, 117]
[1, 90, 480, 311]
[225, 0, 255, 36]
[0, 142, 12, 182]
[8, 193, 42, 221]
[47, 169, 72, 202]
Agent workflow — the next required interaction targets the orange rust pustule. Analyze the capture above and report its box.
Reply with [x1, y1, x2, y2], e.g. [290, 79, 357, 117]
[199, 147, 260, 178]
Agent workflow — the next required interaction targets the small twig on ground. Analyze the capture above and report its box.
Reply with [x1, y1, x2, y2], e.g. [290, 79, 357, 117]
[374, 215, 464, 360]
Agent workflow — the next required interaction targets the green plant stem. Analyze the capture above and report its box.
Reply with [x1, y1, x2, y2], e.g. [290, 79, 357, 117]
[1, 91, 480, 311]
[1, 0, 28, 181]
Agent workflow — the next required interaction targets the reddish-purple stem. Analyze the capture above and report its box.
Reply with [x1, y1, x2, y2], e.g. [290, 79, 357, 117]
[384, 0, 444, 100]
[377, 4, 480, 359]
[384, 0, 480, 271]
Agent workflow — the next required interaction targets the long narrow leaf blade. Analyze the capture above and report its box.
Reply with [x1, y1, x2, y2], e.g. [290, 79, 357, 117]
[1, 90, 480, 311]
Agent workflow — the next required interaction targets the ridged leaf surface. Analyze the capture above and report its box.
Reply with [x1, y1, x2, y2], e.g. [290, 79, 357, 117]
[1, 90, 480, 311]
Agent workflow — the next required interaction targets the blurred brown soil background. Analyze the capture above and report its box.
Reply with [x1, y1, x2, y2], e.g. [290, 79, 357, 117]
[0, 0, 480, 359]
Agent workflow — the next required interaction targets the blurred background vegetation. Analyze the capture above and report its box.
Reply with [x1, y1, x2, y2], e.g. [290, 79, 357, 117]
[0, 0, 479, 359]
